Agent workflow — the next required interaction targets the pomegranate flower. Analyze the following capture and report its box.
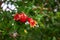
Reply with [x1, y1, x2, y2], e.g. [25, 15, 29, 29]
[14, 13, 28, 23]
[19, 13, 28, 23]
[27, 18, 37, 28]
[14, 13, 20, 21]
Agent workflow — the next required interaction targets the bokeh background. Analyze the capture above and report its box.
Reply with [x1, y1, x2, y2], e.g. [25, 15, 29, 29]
[0, 0, 60, 40]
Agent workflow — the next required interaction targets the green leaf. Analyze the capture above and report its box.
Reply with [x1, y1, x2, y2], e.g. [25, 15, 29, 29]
[52, 36, 56, 40]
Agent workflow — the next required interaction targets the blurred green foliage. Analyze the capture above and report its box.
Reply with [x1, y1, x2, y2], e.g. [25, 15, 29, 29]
[0, 0, 60, 40]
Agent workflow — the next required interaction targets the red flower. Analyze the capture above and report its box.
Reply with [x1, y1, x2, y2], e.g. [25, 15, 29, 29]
[19, 13, 28, 23]
[27, 18, 37, 28]
[14, 13, 20, 21]
[14, 12, 28, 23]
